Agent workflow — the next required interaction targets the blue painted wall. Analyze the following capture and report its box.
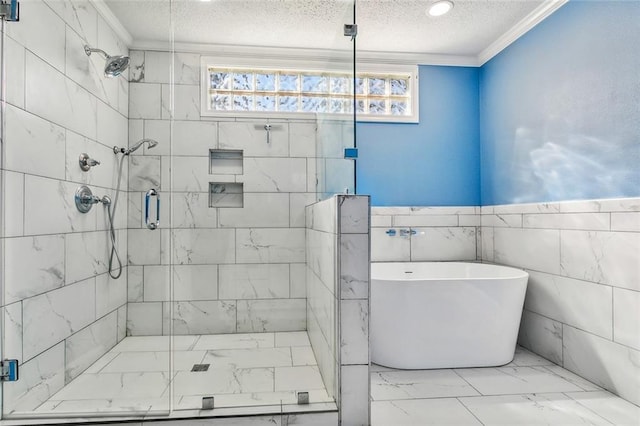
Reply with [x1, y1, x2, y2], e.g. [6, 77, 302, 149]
[357, 66, 480, 206]
[480, 1, 640, 205]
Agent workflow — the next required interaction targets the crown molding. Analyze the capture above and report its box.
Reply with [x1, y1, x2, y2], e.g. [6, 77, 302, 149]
[477, 0, 569, 65]
[89, 0, 133, 47]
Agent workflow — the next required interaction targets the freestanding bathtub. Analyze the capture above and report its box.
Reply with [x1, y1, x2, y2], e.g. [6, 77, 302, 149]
[371, 262, 528, 369]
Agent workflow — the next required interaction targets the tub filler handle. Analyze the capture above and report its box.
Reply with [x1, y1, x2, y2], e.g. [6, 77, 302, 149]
[385, 229, 396, 236]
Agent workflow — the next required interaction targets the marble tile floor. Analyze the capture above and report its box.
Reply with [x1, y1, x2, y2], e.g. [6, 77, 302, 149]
[31, 332, 334, 416]
[371, 346, 640, 426]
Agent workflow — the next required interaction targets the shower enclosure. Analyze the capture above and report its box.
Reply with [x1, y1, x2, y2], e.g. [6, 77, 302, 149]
[0, 0, 356, 421]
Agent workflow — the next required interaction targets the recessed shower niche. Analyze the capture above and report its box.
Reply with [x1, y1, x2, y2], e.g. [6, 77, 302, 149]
[209, 149, 243, 207]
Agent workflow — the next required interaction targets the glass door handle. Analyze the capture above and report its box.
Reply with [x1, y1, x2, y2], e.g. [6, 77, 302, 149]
[145, 189, 159, 230]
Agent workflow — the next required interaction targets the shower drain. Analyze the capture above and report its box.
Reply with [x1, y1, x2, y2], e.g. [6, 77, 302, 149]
[191, 364, 210, 372]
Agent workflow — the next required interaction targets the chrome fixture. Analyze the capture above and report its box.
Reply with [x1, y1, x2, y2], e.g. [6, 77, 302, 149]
[386, 229, 397, 236]
[254, 124, 282, 145]
[0, 0, 19, 22]
[75, 185, 109, 214]
[79, 153, 100, 171]
[84, 45, 130, 77]
[400, 228, 417, 236]
[145, 188, 160, 230]
[113, 138, 159, 155]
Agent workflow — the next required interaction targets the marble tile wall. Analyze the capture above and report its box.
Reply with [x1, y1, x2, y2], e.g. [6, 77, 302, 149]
[306, 195, 370, 426]
[127, 50, 345, 336]
[480, 197, 640, 406]
[0, 0, 129, 414]
[371, 206, 480, 262]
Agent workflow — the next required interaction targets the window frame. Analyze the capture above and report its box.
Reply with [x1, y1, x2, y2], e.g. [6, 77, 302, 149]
[200, 56, 419, 123]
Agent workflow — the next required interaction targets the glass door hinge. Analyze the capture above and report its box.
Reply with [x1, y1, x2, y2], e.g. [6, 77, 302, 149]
[1, 359, 19, 382]
[344, 24, 357, 38]
[0, 0, 20, 22]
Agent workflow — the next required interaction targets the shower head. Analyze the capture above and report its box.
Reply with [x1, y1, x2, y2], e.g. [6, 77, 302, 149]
[84, 45, 130, 77]
[114, 139, 159, 156]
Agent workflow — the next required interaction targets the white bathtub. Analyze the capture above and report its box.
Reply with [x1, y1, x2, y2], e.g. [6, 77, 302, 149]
[371, 262, 528, 369]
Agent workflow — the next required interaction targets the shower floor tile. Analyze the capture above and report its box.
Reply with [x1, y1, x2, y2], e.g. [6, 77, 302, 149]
[371, 345, 640, 426]
[35, 331, 332, 416]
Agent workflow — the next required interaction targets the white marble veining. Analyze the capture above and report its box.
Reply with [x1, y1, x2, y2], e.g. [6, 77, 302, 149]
[219, 264, 289, 299]
[525, 271, 613, 339]
[237, 299, 306, 332]
[172, 228, 236, 264]
[219, 193, 290, 228]
[1, 170, 24, 238]
[567, 391, 640, 425]
[563, 325, 640, 406]
[289, 122, 316, 157]
[340, 365, 370, 426]
[172, 120, 217, 156]
[65, 312, 118, 382]
[161, 84, 199, 120]
[65, 231, 108, 284]
[613, 288, 640, 350]
[6, 0, 66, 71]
[371, 369, 479, 401]
[494, 227, 561, 273]
[170, 301, 237, 335]
[23, 278, 96, 361]
[25, 175, 97, 235]
[4, 302, 23, 363]
[128, 155, 161, 191]
[560, 230, 640, 291]
[4, 104, 66, 179]
[340, 300, 368, 365]
[126, 302, 163, 336]
[393, 214, 459, 227]
[173, 264, 219, 301]
[3, 342, 65, 414]
[518, 310, 564, 365]
[3, 34, 26, 109]
[25, 52, 97, 140]
[460, 393, 611, 425]
[339, 196, 369, 234]
[611, 212, 640, 232]
[129, 83, 162, 119]
[372, 398, 481, 426]
[410, 227, 477, 261]
[236, 228, 305, 263]
[455, 366, 583, 395]
[340, 234, 369, 299]
[171, 192, 218, 228]
[202, 347, 292, 369]
[4, 235, 65, 304]
[240, 158, 307, 192]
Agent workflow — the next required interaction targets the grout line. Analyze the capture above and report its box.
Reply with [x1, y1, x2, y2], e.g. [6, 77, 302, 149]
[456, 397, 486, 425]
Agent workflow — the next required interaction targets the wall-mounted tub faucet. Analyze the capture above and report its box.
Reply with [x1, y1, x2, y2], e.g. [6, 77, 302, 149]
[400, 229, 417, 236]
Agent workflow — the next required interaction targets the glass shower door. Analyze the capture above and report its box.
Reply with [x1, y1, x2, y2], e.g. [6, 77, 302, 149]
[167, 0, 356, 415]
[0, 0, 172, 418]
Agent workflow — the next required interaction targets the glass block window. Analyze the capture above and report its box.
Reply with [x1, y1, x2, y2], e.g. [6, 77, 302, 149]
[204, 65, 413, 119]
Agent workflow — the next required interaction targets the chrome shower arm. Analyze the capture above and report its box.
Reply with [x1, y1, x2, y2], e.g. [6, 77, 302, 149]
[84, 45, 108, 59]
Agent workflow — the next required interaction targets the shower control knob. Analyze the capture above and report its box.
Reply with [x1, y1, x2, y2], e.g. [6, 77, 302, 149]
[79, 153, 100, 171]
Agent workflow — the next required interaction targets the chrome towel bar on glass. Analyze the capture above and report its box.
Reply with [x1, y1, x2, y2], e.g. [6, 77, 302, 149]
[145, 189, 159, 230]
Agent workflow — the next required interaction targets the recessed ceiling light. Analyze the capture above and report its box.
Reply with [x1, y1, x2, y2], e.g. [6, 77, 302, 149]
[428, 0, 454, 17]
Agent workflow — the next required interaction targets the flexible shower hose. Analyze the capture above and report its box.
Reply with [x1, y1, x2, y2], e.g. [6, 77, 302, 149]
[106, 154, 126, 279]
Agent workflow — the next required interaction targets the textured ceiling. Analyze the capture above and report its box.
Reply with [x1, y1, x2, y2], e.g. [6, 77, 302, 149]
[103, 0, 545, 56]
